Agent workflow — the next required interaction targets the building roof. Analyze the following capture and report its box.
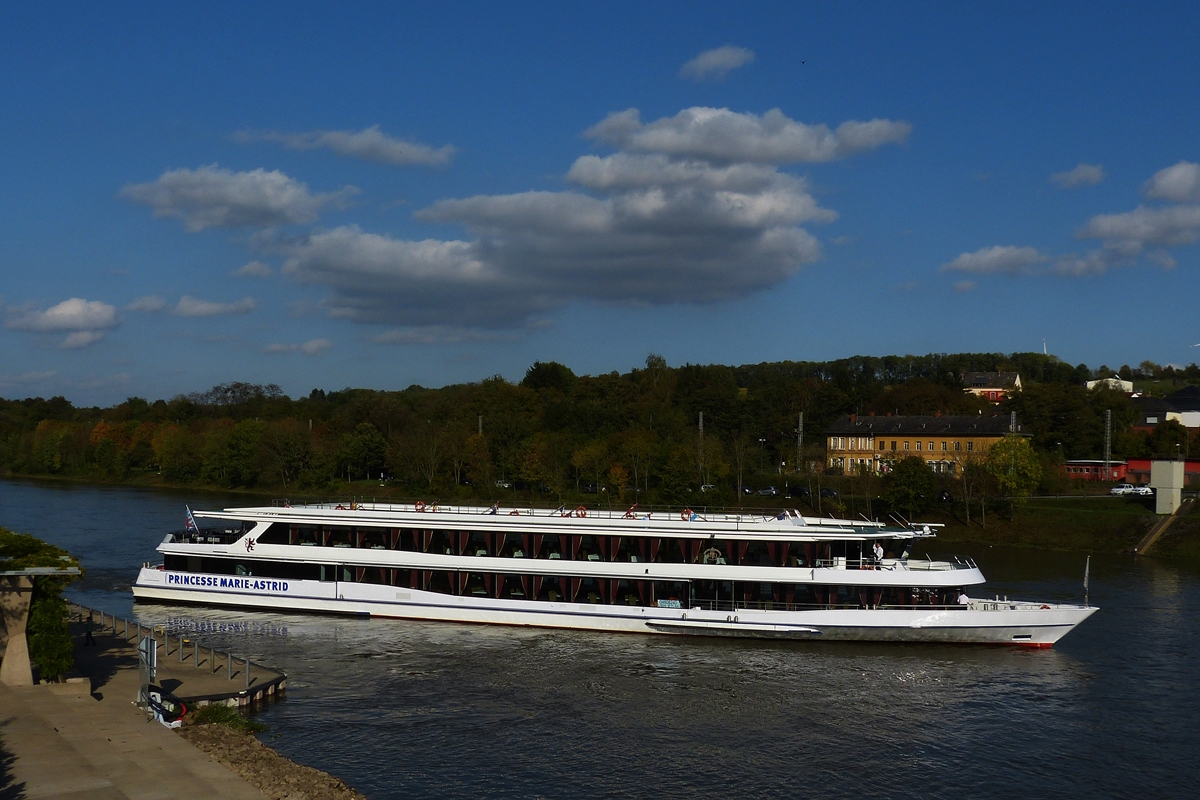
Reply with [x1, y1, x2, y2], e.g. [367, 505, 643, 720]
[1132, 397, 1176, 413]
[825, 414, 1027, 437]
[1166, 385, 1200, 411]
[963, 371, 1021, 390]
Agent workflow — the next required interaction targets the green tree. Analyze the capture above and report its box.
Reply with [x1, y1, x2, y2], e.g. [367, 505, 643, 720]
[986, 435, 1042, 513]
[884, 456, 935, 518]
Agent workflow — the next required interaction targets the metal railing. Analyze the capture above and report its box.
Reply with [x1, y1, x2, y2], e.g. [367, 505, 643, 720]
[688, 599, 973, 613]
[69, 602, 269, 690]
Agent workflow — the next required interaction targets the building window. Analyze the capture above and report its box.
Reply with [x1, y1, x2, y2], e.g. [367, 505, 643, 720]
[1147, 416, 1158, 424]
[879, 440, 886, 451]
[916, 441, 922, 451]
[891, 441, 897, 451]
[967, 441, 974, 452]
[929, 441, 934, 451]
[954, 441, 961, 451]
[904, 441, 910, 450]
[941, 441, 947, 451]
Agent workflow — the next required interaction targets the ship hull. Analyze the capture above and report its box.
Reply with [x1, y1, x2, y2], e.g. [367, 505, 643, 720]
[133, 567, 1095, 647]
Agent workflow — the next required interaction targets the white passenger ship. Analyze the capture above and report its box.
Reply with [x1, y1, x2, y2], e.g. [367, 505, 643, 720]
[132, 501, 1096, 646]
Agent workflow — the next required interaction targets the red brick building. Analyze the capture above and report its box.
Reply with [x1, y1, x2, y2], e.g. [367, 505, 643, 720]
[1126, 457, 1200, 486]
[1060, 460, 1128, 482]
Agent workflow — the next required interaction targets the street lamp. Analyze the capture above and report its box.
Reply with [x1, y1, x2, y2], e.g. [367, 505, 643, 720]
[758, 438, 766, 473]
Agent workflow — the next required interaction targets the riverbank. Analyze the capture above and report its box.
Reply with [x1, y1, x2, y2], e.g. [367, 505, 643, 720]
[180, 720, 366, 800]
[0, 602, 366, 800]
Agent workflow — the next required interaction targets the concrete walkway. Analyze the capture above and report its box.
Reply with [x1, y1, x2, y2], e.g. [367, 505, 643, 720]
[0, 628, 268, 799]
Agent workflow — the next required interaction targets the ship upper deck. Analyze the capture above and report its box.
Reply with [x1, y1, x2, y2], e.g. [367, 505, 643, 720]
[191, 501, 939, 543]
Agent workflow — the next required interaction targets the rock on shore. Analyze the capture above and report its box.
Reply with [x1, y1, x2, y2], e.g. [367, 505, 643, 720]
[179, 722, 367, 800]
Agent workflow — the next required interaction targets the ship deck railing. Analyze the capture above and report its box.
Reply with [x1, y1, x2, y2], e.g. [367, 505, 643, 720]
[263, 499, 944, 534]
[687, 599, 974, 613]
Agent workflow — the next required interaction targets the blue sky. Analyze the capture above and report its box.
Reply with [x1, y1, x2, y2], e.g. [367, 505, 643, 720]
[3, 2, 1199, 405]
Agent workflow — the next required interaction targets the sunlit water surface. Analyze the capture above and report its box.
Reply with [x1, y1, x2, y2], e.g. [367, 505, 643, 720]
[2, 479, 1196, 798]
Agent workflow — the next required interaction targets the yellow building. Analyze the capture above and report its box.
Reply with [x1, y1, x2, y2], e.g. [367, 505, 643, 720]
[825, 414, 1028, 475]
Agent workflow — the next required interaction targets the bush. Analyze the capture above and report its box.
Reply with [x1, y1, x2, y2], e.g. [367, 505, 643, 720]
[190, 703, 268, 733]
[0, 527, 81, 681]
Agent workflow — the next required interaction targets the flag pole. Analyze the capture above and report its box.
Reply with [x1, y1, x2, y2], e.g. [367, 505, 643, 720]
[1084, 555, 1090, 608]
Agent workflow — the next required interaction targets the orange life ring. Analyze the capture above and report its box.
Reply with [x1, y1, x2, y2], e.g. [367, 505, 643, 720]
[681, 508, 693, 521]
[575, 505, 587, 518]
[335, 504, 347, 510]
[415, 501, 427, 513]
[1040, 604, 1051, 610]
[508, 510, 520, 516]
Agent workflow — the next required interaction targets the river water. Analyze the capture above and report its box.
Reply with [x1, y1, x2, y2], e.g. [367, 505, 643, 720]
[2, 478, 1196, 798]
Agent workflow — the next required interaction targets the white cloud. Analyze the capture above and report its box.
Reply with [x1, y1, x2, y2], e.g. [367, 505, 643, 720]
[234, 260, 273, 277]
[121, 165, 357, 231]
[277, 106, 902, 333]
[264, 338, 334, 355]
[1051, 163, 1106, 189]
[1077, 205, 1200, 248]
[237, 125, 455, 166]
[174, 296, 256, 317]
[953, 280, 976, 292]
[61, 331, 106, 349]
[585, 107, 911, 164]
[300, 338, 332, 356]
[679, 46, 755, 81]
[126, 295, 166, 312]
[942, 245, 1047, 275]
[7, 298, 118, 332]
[0, 370, 57, 389]
[372, 327, 520, 345]
[1142, 160, 1200, 202]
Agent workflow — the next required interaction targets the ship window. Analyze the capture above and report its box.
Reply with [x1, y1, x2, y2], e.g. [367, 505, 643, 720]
[256, 523, 289, 545]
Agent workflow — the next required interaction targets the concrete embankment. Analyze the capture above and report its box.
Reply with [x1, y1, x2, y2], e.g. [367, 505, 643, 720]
[0, 603, 366, 799]
[0, 620, 271, 799]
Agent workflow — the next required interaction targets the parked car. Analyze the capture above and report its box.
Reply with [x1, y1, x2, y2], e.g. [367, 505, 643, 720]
[743, 486, 755, 495]
[1131, 485, 1154, 496]
[757, 486, 780, 497]
[819, 488, 840, 499]
[937, 490, 954, 503]
[700, 484, 717, 493]
[1110, 483, 1135, 496]
[494, 480, 513, 489]
[788, 486, 811, 500]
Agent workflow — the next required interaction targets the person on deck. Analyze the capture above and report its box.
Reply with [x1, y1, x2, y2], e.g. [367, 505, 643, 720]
[872, 542, 884, 565]
[957, 591, 970, 605]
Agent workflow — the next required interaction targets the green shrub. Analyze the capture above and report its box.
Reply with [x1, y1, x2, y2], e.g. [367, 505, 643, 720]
[0, 527, 82, 681]
[191, 703, 268, 733]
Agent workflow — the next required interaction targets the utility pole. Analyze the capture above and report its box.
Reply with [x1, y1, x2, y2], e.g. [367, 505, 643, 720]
[797, 412, 803, 473]
[1103, 409, 1112, 480]
[698, 412, 704, 484]
[478, 415, 483, 436]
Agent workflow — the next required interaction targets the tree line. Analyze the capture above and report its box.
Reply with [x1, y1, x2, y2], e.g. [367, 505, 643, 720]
[1, 352, 1197, 506]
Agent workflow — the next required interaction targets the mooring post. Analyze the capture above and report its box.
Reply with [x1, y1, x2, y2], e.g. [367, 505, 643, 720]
[245, 657, 250, 689]
[194, 639, 199, 668]
[181, 638, 188, 662]
[227, 651, 233, 680]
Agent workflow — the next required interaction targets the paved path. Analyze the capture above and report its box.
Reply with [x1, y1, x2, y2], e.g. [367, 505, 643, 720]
[0, 628, 268, 799]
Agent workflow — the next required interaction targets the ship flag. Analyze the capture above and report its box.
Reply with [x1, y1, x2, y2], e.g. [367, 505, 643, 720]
[185, 505, 199, 533]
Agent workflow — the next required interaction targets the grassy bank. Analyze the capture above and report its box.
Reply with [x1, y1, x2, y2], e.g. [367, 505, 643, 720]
[914, 496, 1160, 554]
